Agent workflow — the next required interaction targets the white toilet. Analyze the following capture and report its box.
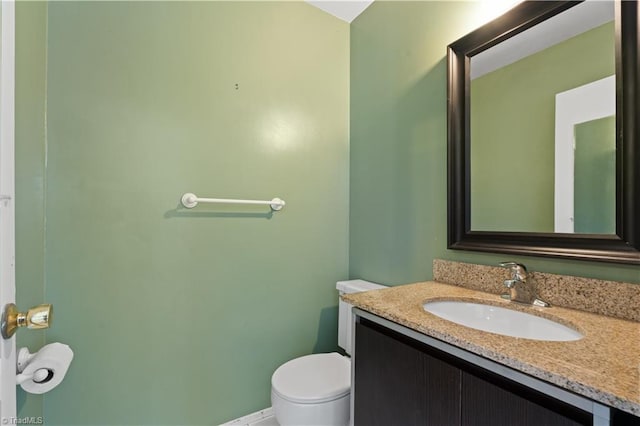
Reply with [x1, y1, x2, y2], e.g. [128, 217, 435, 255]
[271, 279, 386, 426]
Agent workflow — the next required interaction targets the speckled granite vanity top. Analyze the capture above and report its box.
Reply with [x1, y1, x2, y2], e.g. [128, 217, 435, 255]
[343, 280, 640, 416]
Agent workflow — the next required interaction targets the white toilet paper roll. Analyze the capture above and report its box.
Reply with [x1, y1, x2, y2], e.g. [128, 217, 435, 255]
[16, 342, 74, 394]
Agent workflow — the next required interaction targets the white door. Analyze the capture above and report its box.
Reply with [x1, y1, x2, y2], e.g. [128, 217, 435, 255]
[0, 0, 16, 421]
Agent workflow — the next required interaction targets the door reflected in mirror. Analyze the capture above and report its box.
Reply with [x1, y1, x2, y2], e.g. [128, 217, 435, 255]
[469, 1, 615, 234]
[554, 76, 615, 234]
[573, 115, 615, 234]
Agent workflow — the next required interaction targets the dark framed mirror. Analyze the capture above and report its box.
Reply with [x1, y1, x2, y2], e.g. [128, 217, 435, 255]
[447, 0, 639, 264]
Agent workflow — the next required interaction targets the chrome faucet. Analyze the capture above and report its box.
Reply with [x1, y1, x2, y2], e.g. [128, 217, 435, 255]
[499, 262, 549, 307]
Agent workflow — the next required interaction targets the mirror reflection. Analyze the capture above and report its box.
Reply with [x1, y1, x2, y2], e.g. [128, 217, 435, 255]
[469, 1, 615, 234]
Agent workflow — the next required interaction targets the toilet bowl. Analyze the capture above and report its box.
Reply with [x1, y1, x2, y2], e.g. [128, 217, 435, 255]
[271, 280, 386, 426]
[271, 353, 350, 426]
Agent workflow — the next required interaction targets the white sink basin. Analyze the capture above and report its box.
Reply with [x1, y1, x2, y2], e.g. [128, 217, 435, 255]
[423, 300, 583, 341]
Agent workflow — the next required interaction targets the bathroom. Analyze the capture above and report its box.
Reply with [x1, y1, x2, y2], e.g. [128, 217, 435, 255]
[6, 0, 639, 425]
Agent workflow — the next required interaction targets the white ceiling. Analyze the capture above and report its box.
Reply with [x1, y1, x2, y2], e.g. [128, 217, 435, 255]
[306, 0, 614, 78]
[306, 0, 374, 23]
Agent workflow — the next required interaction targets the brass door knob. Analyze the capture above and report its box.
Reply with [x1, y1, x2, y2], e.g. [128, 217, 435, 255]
[1, 303, 53, 339]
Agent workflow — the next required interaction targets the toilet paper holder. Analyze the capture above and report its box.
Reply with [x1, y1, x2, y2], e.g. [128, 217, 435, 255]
[17, 347, 54, 385]
[15, 342, 74, 394]
[1, 303, 53, 339]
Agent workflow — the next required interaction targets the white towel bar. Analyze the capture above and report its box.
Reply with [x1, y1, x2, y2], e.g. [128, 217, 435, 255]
[180, 193, 285, 211]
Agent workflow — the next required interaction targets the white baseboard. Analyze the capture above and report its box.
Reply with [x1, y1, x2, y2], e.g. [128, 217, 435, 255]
[221, 407, 274, 426]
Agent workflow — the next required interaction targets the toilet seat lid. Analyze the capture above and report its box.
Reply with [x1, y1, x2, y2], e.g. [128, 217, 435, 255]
[271, 352, 350, 404]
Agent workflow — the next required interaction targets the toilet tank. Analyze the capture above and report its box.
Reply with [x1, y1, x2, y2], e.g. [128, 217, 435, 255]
[336, 279, 387, 355]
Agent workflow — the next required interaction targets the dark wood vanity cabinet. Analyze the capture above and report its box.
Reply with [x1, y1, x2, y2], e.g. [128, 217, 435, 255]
[354, 319, 461, 425]
[460, 370, 588, 426]
[354, 319, 592, 426]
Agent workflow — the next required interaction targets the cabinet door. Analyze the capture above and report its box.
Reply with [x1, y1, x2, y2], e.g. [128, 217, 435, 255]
[422, 350, 462, 425]
[461, 371, 590, 426]
[354, 321, 461, 426]
[354, 317, 595, 426]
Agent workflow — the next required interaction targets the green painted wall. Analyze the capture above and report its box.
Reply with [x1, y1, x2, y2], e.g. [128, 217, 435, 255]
[15, 1, 47, 420]
[42, 2, 349, 424]
[350, 1, 639, 285]
[470, 22, 614, 232]
[12, 2, 640, 425]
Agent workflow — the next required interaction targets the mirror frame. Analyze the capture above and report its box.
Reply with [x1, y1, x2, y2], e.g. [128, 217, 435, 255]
[447, 0, 640, 264]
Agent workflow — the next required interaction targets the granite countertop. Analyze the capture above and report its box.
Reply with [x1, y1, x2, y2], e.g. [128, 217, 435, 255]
[343, 281, 640, 416]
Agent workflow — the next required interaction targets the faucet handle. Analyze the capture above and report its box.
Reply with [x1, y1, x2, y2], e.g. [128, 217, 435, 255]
[498, 261, 528, 280]
[499, 261, 525, 269]
[503, 279, 517, 288]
